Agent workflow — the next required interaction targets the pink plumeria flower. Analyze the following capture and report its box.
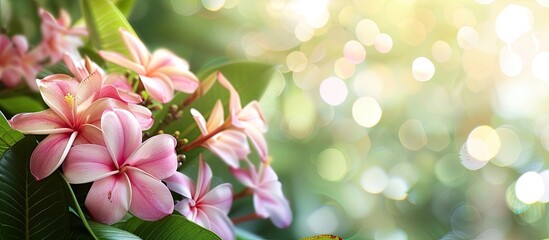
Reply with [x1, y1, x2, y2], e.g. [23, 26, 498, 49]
[0, 34, 21, 87]
[38, 8, 87, 63]
[230, 160, 292, 228]
[190, 100, 250, 168]
[218, 72, 269, 162]
[9, 72, 111, 180]
[63, 53, 142, 104]
[12, 35, 44, 90]
[165, 158, 235, 240]
[63, 109, 177, 225]
[0, 34, 43, 89]
[99, 29, 199, 103]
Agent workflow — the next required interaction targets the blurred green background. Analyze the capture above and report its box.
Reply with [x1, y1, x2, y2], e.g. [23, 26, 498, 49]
[5, 0, 549, 239]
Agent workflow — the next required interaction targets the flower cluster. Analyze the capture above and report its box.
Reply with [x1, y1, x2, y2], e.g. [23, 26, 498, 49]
[5, 9, 291, 240]
[0, 9, 86, 90]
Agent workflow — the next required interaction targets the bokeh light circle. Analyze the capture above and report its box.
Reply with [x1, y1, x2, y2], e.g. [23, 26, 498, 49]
[352, 97, 382, 128]
[412, 57, 435, 81]
[515, 171, 544, 204]
[319, 77, 348, 106]
[466, 125, 501, 162]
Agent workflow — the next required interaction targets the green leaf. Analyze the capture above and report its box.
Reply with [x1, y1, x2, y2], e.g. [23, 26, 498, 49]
[36, 61, 72, 79]
[112, 0, 135, 17]
[81, 0, 136, 73]
[0, 136, 72, 239]
[116, 215, 220, 240]
[0, 111, 24, 156]
[0, 96, 45, 117]
[151, 61, 276, 142]
[89, 221, 141, 240]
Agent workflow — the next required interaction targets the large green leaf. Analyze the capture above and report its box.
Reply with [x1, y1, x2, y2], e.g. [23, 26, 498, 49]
[150, 61, 277, 160]
[0, 111, 24, 156]
[67, 215, 141, 240]
[81, 0, 136, 73]
[116, 215, 220, 239]
[112, 0, 135, 17]
[0, 136, 72, 239]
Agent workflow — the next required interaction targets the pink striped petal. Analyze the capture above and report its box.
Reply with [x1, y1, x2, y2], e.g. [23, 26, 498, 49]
[195, 158, 213, 199]
[197, 205, 235, 240]
[190, 108, 208, 136]
[127, 168, 174, 221]
[101, 74, 142, 104]
[30, 132, 77, 180]
[217, 72, 242, 124]
[243, 124, 268, 162]
[205, 130, 249, 168]
[254, 182, 292, 228]
[165, 171, 194, 199]
[230, 166, 256, 188]
[101, 109, 142, 168]
[79, 98, 118, 127]
[126, 104, 153, 130]
[74, 124, 104, 145]
[162, 67, 199, 94]
[120, 29, 150, 66]
[174, 198, 195, 219]
[201, 183, 233, 214]
[206, 100, 224, 132]
[140, 74, 174, 103]
[63, 144, 117, 184]
[9, 109, 71, 134]
[63, 53, 88, 81]
[38, 75, 78, 124]
[99, 51, 146, 74]
[85, 174, 131, 225]
[125, 134, 177, 180]
[76, 71, 102, 111]
[149, 49, 189, 71]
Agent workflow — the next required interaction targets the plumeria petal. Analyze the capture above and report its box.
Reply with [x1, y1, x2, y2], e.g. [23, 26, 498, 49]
[206, 100, 224, 132]
[126, 104, 153, 130]
[9, 109, 72, 135]
[195, 158, 213, 200]
[205, 130, 249, 168]
[230, 167, 256, 188]
[101, 109, 142, 168]
[126, 168, 174, 221]
[63, 53, 88, 81]
[217, 72, 242, 124]
[148, 49, 189, 71]
[76, 71, 102, 112]
[74, 124, 104, 145]
[85, 174, 131, 225]
[101, 74, 142, 104]
[165, 171, 195, 199]
[37, 74, 78, 125]
[140, 74, 174, 103]
[174, 198, 195, 219]
[255, 182, 292, 228]
[98, 51, 146, 74]
[161, 66, 199, 94]
[125, 134, 177, 180]
[201, 183, 233, 214]
[30, 132, 77, 180]
[120, 29, 150, 66]
[198, 205, 235, 240]
[190, 108, 208, 136]
[78, 98, 117, 127]
[63, 144, 117, 183]
[242, 123, 268, 162]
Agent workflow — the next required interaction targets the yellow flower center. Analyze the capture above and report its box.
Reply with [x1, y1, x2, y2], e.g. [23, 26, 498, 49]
[64, 93, 75, 108]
